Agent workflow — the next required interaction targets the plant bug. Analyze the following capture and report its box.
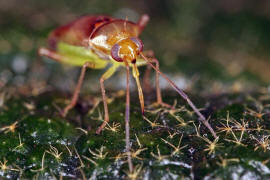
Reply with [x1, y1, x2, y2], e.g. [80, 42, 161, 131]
[38, 14, 216, 172]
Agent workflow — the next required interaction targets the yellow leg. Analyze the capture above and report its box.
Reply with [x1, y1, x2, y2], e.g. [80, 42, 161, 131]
[96, 65, 119, 134]
[132, 64, 145, 115]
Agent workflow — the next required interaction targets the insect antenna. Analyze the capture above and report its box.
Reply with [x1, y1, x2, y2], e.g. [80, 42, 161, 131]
[137, 14, 150, 34]
[140, 53, 217, 138]
[124, 16, 128, 31]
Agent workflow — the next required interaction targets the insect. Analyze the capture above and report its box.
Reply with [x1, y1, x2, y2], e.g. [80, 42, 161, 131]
[38, 14, 216, 171]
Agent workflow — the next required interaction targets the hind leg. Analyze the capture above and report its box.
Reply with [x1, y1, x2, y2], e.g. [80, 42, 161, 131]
[61, 62, 95, 117]
[141, 52, 172, 108]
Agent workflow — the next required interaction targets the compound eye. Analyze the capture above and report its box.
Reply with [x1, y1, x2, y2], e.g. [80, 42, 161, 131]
[130, 37, 143, 52]
[111, 43, 123, 62]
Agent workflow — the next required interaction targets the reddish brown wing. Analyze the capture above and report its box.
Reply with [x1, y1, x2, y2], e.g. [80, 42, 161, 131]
[48, 15, 113, 49]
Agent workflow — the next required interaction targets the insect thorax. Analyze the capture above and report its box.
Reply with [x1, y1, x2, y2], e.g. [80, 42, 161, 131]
[89, 20, 140, 61]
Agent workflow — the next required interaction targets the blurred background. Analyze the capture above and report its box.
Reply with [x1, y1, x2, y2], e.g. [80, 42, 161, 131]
[0, 0, 270, 96]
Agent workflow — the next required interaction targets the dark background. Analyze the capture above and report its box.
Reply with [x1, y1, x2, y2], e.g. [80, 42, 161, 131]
[1, 1, 270, 179]
[1, 0, 270, 95]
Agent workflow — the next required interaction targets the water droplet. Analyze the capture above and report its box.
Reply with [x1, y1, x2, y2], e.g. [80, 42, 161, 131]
[12, 55, 28, 74]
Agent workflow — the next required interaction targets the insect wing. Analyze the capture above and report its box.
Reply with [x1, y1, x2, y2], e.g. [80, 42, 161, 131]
[48, 15, 113, 49]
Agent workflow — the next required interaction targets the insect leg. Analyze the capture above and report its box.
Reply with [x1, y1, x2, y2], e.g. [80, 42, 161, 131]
[39, 47, 97, 116]
[132, 64, 145, 115]
[125, 64, 133, 172]
[142, 50, 155, 93]
[140, 53, 217, 138]
[39, 46, 108, 68]
[149, 58, 172, 108]
[96, 65, 119, 134]
[61, 62, 95, 117]
[38, 47, 66, 63]
[141, 51, 171, 108]
[142, 64, 152, 93]
[137, 14, 150, 34]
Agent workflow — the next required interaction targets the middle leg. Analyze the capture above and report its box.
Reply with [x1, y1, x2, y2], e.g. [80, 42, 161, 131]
[96, 65, 119, 134]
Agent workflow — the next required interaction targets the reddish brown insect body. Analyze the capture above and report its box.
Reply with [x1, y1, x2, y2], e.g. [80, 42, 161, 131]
[39, 14, 216, 173]
[48, 16, 113, 48]
[48, 15, 144, 63]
